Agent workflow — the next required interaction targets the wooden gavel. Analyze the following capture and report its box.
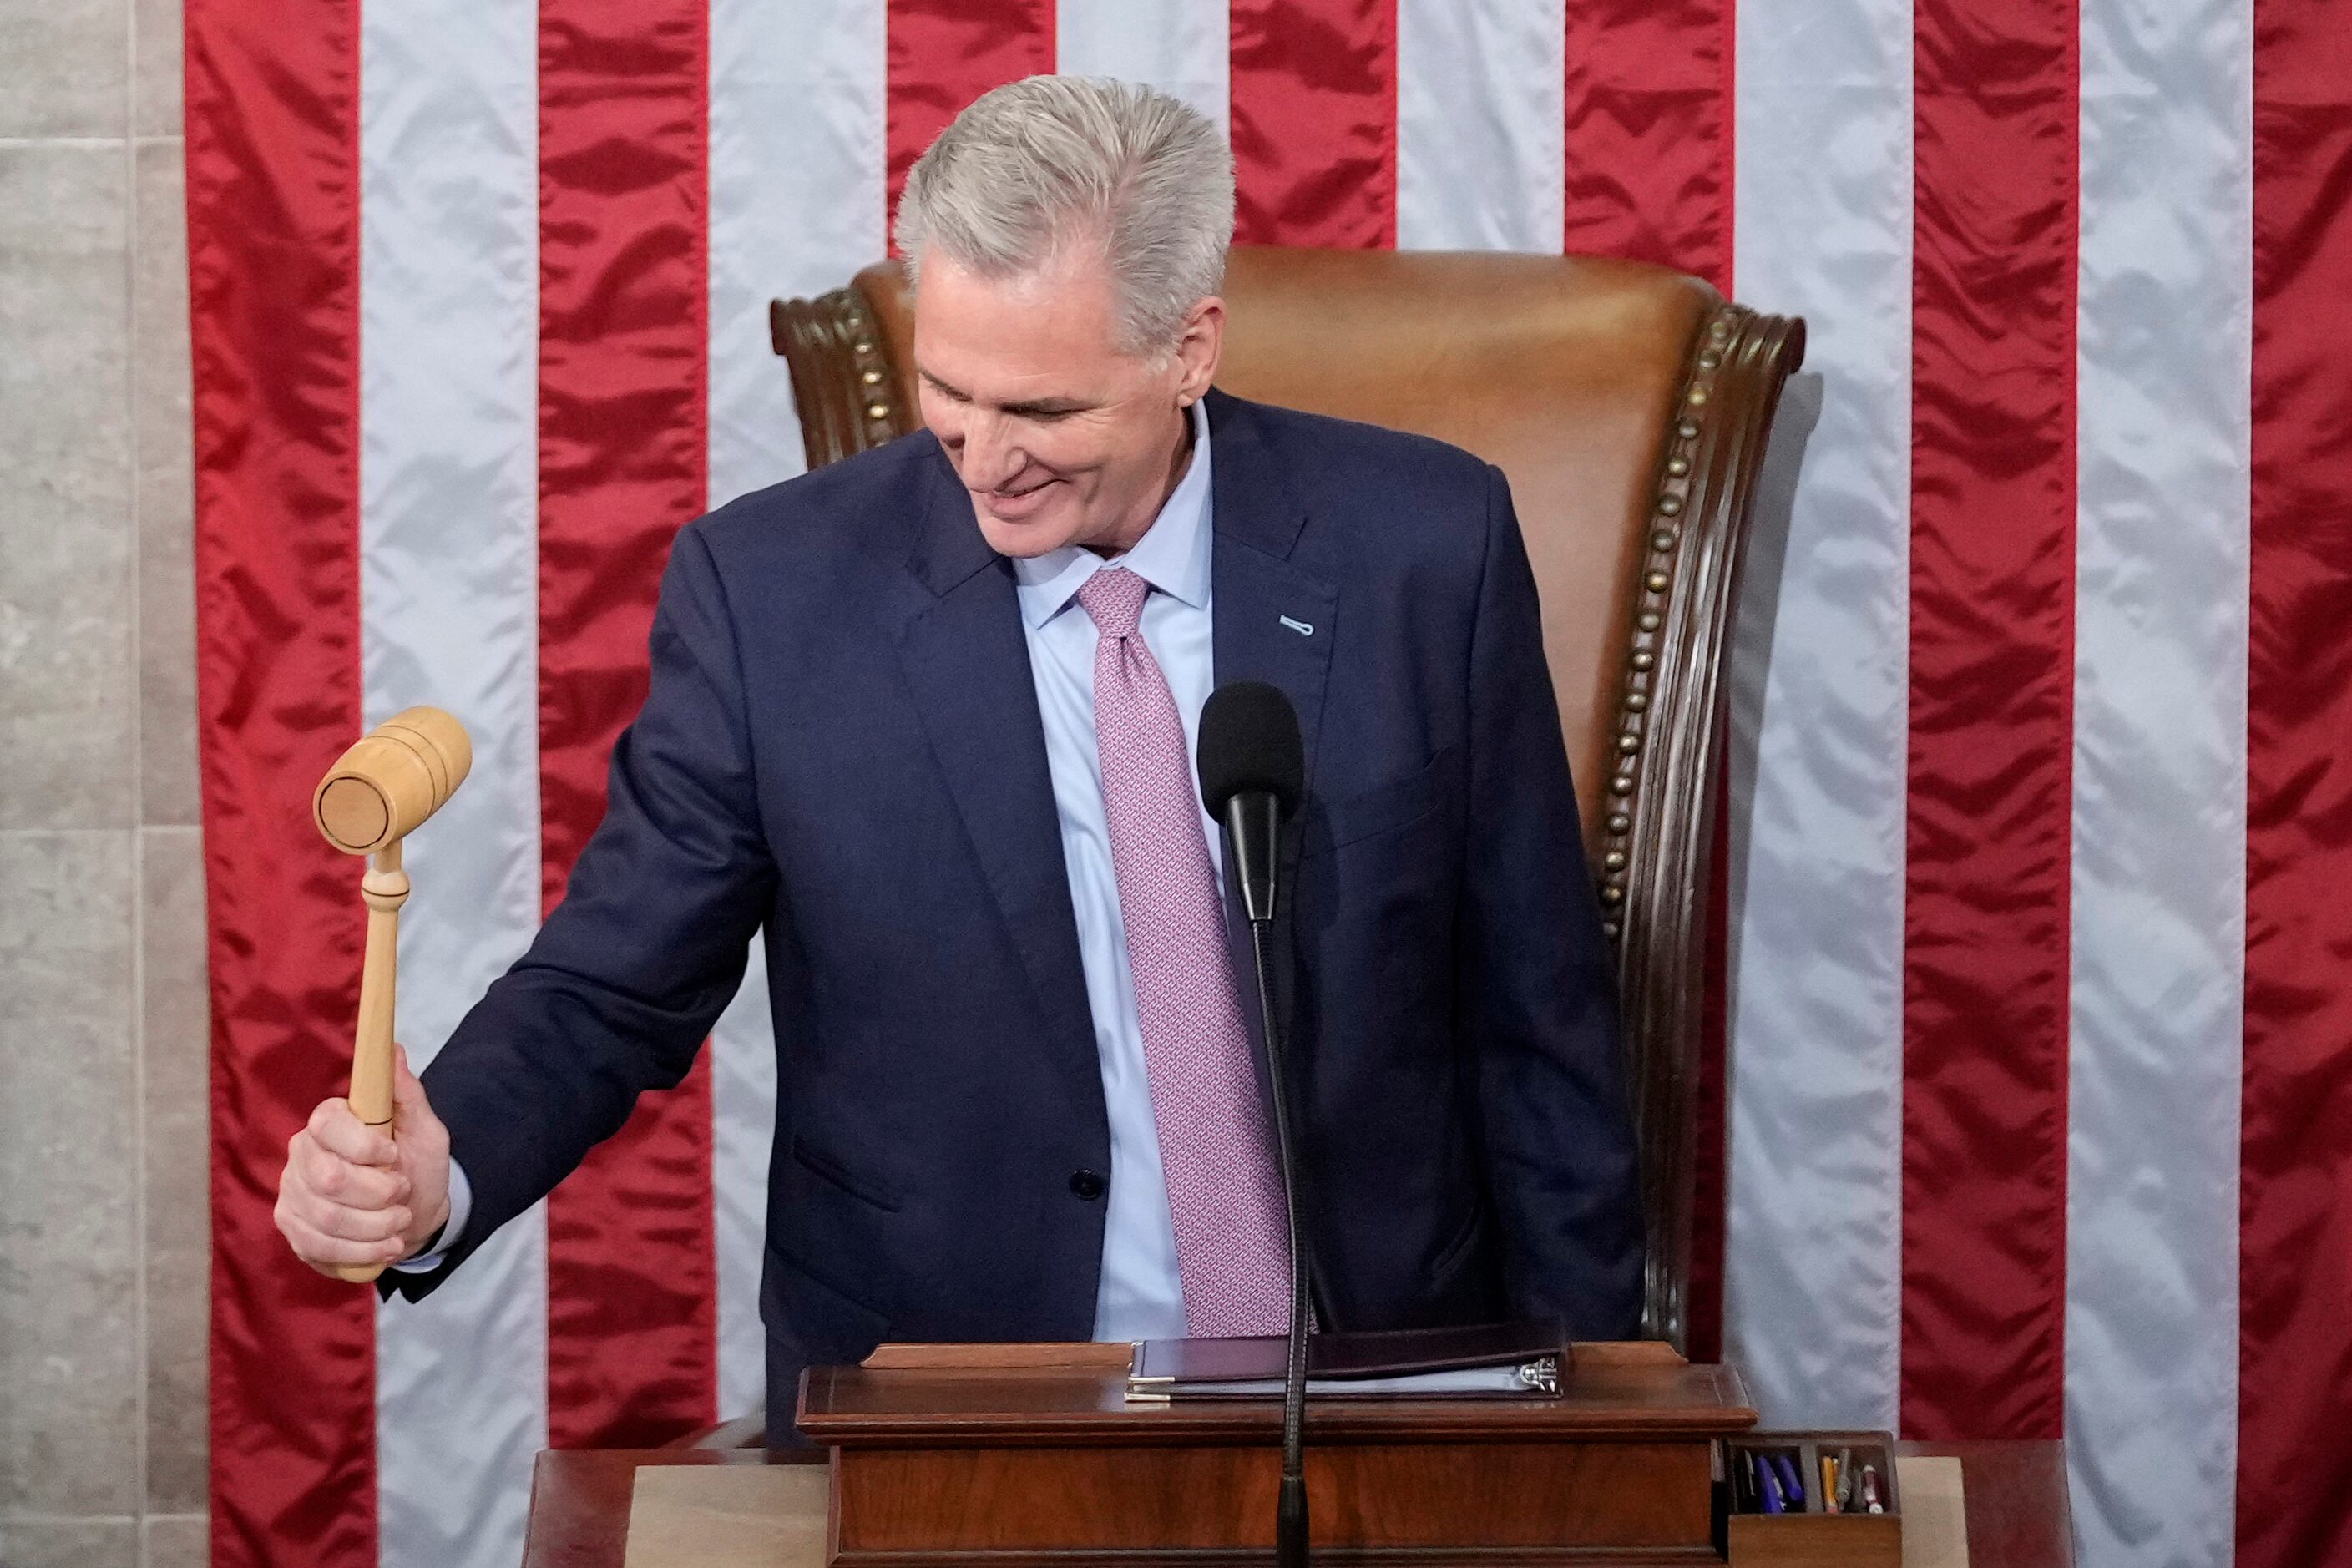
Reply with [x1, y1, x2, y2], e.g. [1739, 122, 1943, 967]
[311, 706, 472, 1283]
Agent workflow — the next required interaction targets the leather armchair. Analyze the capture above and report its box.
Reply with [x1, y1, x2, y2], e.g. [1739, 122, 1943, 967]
[772, 248, 1805, 1352]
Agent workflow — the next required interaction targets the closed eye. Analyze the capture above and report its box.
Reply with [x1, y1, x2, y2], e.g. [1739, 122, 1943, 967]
[918, 371, 1090, 422]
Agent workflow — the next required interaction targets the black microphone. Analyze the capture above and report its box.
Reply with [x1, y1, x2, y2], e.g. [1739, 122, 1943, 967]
[1197, 680, 1312, 1568]
[1199, 680, 1304, 923]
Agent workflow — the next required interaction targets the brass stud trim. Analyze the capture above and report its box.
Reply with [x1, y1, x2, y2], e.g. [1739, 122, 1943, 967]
[1596, 304, 1753, 955]
[867, 402, 891, 421]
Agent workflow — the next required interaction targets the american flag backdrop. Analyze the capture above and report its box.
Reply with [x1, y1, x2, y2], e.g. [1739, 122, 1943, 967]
[183, 2, 2352, 1565]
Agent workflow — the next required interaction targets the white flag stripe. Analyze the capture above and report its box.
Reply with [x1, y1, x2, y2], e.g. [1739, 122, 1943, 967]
[708, 0, 888, 504]
[2066, 0, 2251, 1560]
[1056, 0, 1231, 137]
[706, 0, 888, 1421]
[357, 2, 549, 1565]
[1396, 0, 1566, 252]
[1722, 0, 1912, 1433]
[711, 939, 778, 1419]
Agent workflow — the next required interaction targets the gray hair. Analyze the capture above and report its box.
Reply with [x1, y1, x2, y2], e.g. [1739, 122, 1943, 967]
[893, 75, 1235, 357]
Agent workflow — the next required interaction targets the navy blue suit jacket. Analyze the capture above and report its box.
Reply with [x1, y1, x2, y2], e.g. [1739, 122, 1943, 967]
[385, 390, 1645, 1439]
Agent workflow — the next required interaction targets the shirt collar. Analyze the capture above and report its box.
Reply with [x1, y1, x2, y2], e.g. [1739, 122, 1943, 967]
[1012, 398, 1213, 630]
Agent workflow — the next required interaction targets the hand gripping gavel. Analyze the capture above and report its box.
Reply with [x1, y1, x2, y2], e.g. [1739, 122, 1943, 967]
[311, 706, 472, 1283]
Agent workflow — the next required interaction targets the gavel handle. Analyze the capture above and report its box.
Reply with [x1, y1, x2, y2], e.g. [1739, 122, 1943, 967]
[332, 838, 408, 1285]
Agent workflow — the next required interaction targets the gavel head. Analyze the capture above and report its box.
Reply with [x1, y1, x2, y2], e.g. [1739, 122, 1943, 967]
[312, 706, 473, 855]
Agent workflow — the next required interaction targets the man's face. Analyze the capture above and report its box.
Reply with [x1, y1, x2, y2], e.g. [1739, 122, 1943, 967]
[913, 244, 1222, 559]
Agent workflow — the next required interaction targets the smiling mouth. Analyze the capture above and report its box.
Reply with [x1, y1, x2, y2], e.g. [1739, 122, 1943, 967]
[992, 477, 1056, 499]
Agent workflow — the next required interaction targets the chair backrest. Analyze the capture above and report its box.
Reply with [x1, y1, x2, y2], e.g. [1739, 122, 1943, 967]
[773, 248, 1805, 1351]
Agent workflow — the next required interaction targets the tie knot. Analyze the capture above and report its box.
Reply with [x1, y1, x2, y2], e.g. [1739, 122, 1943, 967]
[1077, 565, 1150, 640]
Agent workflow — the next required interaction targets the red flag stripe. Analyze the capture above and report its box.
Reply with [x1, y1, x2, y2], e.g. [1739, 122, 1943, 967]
[885, 0, 1055, 249]
[1229, 0, 1397, 249]
[1561, 0, 1736, 291]
[1899, 0, 2078, 1441]
[187, 0, 377, 1560]
[537, 0, 720, 1450]
[2240, 3, 2352, 1562]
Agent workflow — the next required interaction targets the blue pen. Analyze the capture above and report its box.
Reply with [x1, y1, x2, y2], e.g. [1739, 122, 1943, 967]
[1758, 1455, 1786, 1515]
[1773, 1452, 1806, 1510]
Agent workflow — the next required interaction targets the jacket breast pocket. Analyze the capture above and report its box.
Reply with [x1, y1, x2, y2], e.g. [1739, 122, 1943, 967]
[1302, 753, 1444, 859]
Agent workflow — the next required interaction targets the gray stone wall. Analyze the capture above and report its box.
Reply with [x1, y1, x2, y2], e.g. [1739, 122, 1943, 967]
[1, 0, 210, 1560]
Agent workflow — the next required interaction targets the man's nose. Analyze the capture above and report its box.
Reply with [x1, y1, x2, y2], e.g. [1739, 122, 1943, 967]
[959, 412, 1026, 491]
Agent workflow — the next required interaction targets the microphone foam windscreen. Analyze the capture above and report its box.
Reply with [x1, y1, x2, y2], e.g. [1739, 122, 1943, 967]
[1197, 680, 1305, 818]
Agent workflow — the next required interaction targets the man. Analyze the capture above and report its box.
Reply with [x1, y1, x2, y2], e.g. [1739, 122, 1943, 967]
[275, 75, 1644, 1441]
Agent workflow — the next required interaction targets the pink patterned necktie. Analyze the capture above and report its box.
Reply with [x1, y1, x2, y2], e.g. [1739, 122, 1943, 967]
[1078, 565, 1292, 1338]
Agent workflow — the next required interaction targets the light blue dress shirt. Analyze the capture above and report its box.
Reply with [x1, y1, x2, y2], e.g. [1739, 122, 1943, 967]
[407, 402, 1217, 1345]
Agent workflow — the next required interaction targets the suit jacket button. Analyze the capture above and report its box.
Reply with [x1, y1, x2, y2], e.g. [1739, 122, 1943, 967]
[1069, 1170, 1107, 1201]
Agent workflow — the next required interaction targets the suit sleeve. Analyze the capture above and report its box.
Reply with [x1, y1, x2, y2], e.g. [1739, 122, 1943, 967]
[1459, 463, 1647, 1338]
[382, 521, 777, 1302]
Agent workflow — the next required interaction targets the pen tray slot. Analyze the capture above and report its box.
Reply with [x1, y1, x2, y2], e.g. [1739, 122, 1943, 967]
[1719, 1429, 1902, 1568]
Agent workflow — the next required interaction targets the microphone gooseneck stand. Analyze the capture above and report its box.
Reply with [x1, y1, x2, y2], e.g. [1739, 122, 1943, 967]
[1197, 680, 1314, 1568]
[1225, 791, 1312, 1568]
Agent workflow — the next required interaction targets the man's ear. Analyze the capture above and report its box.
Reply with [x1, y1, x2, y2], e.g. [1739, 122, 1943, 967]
[1173, 296, 1224, 404]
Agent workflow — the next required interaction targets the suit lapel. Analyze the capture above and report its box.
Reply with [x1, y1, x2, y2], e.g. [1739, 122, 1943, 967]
[1206, 390, 1338, 1080]
[893, 446, 1100, 1088]
[1206, 391, 1343, 1325]
[1207, 389, 1338, 892]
